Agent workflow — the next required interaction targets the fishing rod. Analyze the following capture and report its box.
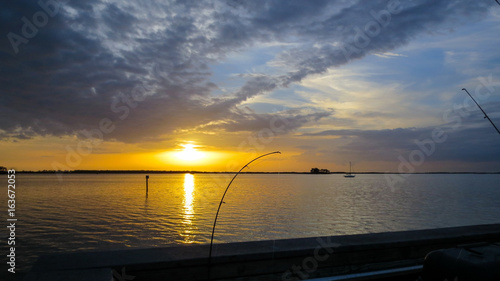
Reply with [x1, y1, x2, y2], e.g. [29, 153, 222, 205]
[462, 88, 500, 135]
[207, 151, 281, 279]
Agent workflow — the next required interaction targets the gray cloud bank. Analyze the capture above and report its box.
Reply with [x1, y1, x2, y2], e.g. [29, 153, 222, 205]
[304, 124, 500, 165]
[0, 0, 496, 143]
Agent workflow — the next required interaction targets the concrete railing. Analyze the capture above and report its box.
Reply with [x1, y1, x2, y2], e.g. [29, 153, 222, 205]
[24, 224, 500, 281]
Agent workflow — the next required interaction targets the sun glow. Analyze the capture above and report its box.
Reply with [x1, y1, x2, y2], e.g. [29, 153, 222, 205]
[156, 142, 230, 169]
[174, 143, 206, 162]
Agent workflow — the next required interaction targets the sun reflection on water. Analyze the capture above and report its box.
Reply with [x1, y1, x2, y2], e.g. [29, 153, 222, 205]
[181, 173, 196, 243]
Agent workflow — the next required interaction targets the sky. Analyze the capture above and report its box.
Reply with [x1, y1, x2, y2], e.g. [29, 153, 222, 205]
[1, 0, 500, 173]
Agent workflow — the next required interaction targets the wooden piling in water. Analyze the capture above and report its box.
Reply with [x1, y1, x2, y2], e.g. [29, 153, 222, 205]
[146, 175, 149, 197]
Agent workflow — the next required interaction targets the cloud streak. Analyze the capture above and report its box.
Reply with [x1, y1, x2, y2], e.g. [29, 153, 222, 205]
[0, 0, 497, 145]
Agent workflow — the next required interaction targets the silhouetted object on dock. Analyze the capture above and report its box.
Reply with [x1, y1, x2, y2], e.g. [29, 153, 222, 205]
[208, 151, 281, 280]
[462, 88, 500, 135]
[145, 175, 149, 197]
[423, 243, 500, 281]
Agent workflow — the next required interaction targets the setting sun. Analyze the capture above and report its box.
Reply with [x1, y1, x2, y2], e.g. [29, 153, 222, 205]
[156, 143, 231, 170]
[174, 143, 206, 162]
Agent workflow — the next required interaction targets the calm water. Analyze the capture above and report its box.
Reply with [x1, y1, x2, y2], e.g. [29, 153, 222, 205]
[1, 173, 500, 274]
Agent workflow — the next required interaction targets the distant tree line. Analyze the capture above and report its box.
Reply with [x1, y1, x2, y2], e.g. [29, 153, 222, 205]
[310, 168, 330, 174]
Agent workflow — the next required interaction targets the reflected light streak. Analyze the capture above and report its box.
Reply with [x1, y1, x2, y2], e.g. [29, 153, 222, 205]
[181, 173, 196, 243]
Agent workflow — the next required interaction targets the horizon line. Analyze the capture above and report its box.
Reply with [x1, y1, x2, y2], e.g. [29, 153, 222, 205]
[3, 170, 500, 175]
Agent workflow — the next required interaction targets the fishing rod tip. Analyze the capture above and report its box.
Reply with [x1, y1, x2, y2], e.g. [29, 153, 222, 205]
[461, 88, 466, 91]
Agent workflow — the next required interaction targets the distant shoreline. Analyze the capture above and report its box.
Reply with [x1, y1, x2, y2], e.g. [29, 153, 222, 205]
[2, 170, 499, 175]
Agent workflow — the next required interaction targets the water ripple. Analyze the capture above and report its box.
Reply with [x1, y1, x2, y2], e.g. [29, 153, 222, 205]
[2, 173, 500, 274]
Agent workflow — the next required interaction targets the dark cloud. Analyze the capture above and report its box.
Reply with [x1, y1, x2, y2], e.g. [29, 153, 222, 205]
[204, 107, 332, 134]
[304, 125, 500, 164]
[274, 0, 495, 86]
[0, 0, 496, 144]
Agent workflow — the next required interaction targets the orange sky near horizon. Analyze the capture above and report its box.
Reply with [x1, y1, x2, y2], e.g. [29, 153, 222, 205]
[2, 135, 480, 174]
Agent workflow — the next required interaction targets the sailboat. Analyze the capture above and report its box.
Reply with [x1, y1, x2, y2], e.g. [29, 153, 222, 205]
[344, 161, 355, 178]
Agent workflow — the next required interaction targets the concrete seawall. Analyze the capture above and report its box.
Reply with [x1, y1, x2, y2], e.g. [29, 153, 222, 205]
[25, 224, 500, 281]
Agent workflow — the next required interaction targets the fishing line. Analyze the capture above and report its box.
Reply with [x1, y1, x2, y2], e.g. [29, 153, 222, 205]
[270, 151, 283, 262]
[207, 151, 281, 280]
[462, 88, 500, 135]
